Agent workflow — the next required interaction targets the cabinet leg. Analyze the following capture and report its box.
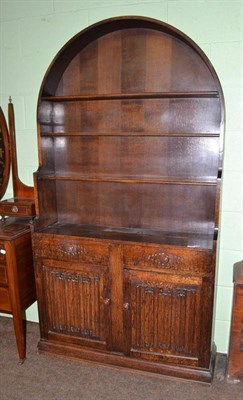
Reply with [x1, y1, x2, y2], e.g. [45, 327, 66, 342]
[12, 309, 26, 362]
[5, 241, 27, 362]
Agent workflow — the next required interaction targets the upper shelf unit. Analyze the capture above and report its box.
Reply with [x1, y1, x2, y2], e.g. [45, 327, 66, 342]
[38, 19, 224, 140]
[40, 18, 222, 96]
[35, 16, 224, 237]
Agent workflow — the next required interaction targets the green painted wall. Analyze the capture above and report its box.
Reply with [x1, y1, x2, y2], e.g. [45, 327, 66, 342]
[0, 0, 242, 353]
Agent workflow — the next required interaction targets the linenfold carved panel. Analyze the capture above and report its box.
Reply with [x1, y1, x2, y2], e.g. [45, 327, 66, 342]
[127, 275, 201, 358]
[146, 251, 183, 268]
[43, 264, 106, 342]
[50, 270, 100, 283]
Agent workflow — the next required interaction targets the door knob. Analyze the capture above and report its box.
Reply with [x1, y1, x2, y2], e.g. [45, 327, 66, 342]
[103, 298, 111, 306]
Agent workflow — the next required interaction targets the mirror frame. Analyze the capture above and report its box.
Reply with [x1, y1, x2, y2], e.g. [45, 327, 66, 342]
[0, 107, 10, 200]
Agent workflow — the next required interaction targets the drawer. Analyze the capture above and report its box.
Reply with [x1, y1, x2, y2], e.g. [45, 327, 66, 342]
[122, 243, 213, 274]
[0, 286, 11, 312]
[32, 234, 110, 266]
[0, 263, 8, 285]
[0, 202, 35, 217]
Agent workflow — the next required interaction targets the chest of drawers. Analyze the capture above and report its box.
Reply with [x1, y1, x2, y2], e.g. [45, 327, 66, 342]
[0, 217, 36, 362]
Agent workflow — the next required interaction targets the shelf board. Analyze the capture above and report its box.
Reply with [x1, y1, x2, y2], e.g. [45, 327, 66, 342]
[41, 91, 219, 102]
[40, 131, 220, 138]
[38, 222, 215, 249]
[37, 173, 217, 186]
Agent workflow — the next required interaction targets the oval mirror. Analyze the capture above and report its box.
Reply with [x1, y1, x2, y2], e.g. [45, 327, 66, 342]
[0, 107, 10, 200]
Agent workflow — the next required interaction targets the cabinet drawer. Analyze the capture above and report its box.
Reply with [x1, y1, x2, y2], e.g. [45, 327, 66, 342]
[0, 263, 8, 285]
[32, 234, 110, 266]
[123, 244, 213, 274]
[0, 286, 11, 312]
[0, 202, 35, 217]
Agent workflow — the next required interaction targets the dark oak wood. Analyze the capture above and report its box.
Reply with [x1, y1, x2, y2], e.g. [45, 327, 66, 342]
[39, 98, 221, 136]
[33, 16, 224, 382]
[227, 260, 243, 382]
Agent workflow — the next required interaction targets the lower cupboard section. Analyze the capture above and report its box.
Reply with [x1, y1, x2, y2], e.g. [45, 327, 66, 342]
[33, 237, 215, 382]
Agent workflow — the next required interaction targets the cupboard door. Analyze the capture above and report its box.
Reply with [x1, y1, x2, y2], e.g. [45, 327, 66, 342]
[123, 269, 204, 366]
[36, 258, 111, 350]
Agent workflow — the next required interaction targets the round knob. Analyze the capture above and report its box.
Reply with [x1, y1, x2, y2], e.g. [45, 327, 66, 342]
[103, 298, 111, 306]
[11, 206, 19, 213]
[123, 302, 130, 310]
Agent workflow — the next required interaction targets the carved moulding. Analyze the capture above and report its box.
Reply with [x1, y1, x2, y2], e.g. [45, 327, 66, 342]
[137, 281, 198, 296]
[146, 251, 183, 268]
[123, 244, 213, 274]
[33, 237, 109, 266]
[49, 269, 100, 284]
[130, 250, 184, 270]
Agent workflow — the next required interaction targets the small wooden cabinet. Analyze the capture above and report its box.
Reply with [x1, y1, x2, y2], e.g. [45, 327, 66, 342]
[0, 218, 36, 361]
[32, 17, 224, 382]
[227, 261, 243, 381]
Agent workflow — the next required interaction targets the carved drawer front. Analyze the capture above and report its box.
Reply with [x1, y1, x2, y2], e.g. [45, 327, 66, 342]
[38, 259, 112, 349]
[0, 286, 11, 312]
[123, 244, 213, 274]
[123, 269, 202, 365]
[32, 234, 109, 266]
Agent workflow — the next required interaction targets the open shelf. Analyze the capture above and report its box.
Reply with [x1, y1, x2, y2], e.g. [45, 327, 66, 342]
[39, 222, 215, 249]
[41, 91, 219, 102]
[37, 173, 217, 186]
[39, 96, 221, 137]
[40, 131, 221, 137]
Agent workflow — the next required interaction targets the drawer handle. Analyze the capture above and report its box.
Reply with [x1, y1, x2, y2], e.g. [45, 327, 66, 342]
[0, 249, 6, 254]
[11, 206, 19, 213]
[123, 302, 130, 310]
